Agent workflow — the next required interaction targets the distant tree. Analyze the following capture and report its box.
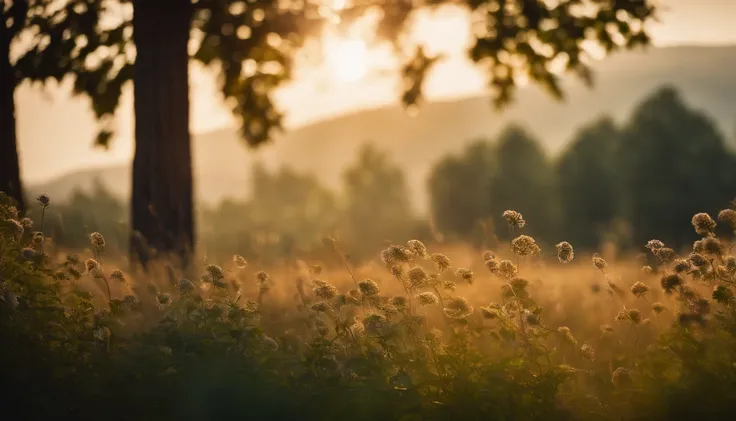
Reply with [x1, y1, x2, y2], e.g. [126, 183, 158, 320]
[618, 86, 736, 248]
[428, 139, 495, 242]
[491, 125, 558, 243]
[556, 117, 621, 249]
[16, 0, 657, 268]
[341, 143, 418, 260]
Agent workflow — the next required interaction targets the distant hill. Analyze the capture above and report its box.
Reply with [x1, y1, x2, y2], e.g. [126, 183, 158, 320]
[27, 46, 736, 211]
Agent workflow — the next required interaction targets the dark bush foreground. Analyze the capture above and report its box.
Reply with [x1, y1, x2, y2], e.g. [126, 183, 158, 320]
[2, 194, 736, 421]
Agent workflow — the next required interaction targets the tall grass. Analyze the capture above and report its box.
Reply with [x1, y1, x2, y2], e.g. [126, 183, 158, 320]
[1, 192, 735, 421]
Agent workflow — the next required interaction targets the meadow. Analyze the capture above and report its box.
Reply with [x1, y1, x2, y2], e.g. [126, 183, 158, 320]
[2, 192, 736, 421]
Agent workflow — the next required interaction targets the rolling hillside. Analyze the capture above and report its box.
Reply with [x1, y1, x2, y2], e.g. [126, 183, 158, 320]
[27, 46, 736, 211]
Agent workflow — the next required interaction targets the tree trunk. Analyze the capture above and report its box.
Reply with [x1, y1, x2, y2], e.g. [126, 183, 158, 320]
[0, 23, 24, 213]
[130, 0, 194, 270]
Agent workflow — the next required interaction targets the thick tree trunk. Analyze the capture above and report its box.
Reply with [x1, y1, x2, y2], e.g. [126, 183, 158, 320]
[130, 0, 194, 270]
[0, 24, 24, 212]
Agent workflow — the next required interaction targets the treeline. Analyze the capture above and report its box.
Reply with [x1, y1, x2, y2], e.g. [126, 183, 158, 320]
[36, 86, 736, 262]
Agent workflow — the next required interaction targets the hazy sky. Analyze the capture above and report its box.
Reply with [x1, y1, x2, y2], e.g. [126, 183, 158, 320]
[15, 0, 736, 183]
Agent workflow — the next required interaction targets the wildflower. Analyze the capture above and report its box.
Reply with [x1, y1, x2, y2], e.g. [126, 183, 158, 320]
[443, 280, 456, 291]
[485, 258, 499, 273]
[84, 259, 100, 272]
[430, 253, 451, 272]
[313, 281, 338, 300]
[390, 265, 403, 277]
[110, 269, 126, 282]
[630, 281, 650, 298]
[555, 241, 574, 263]
[611, 367, 632, 388]
[205, 264, 225, 282]
[645, 239, 665, 252]
[691, 212, 717, 236]
[660, 273, 683, 294]
[712, 285, 733, 305]
[717, 209, 736, 230]
[483, 250, 495, 261]
[358, 279, 380, 296]
[511, 235, 541, 256]
[311, 301, 331, 312]
[381, 245, 412, 265]
[178, 279, 195, 295]
[89, 232, 105, 249]
[37, 194, 50, 207]
[455, 268, 474, 284]
[32, 232, 44, 245]
[390, 296, 408, 311]
[654, 247, 676, 263]
[557, 326, 577, 345]
[688, 252, 708, 267]
[580, 344, 595, 361]
[3, 218, 23, 238]
[157, 293, 171, 305]
[652, 302, 666, 314]
[233, 254, 248, 269]
[363, 313, 387, 335]
[443, 297, 474, 319]
[256, 271, 270, 284]
[691, 298, 710, 315]
[418, 291, 439, 306]
[725, 256, 736, 273]
[19, 217, 32, 229]
[641, 265, 654, 275]
[406, 239, 428, 258]
[122, 295, 141, 311]
[701, 237, 724, 256]
[407, 266, 429, 289]
[21, 247, 37, 261]
[497, 260, 518, 279]
[592, 254, 607, 271]
[68, 266, 82, 280]
[673, 259, 692, 274]
[625, 309, 643, 324]
[480, 305, 500, 319]
[502, 210, 526, 228]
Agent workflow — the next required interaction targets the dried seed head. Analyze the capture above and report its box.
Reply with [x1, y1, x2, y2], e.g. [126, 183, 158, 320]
[701, 237, 723, 256]
[430, 253, 451, 272]
[717, 209, 736, 230]
[311, 301, 331, 312]
[206, 264, 225, 281]
[555, 241, 574, 263]
[407, 266, 429, 289]
[32, 231, 44, 244]
[84, 259, 100, 272]
[483, 250, 495, 261]
[233, 254, 248, 269]
[592, 254, 607, 271]
[511, 235, 541, 256]
[502, 210, 526, 228]
[611, 367, 632, 388]
[417, 291, 439, 306]
[443, 297, 474, 319]
[557, 326, 577, 345]
[654, 247, 676, 263]
[406, 240, 428, 258]
[89, 232, 105, 249]
[37, 194, 50, 207]
[630, 281, 650, 298]
[497, 260, 518, 279]
[652, 302, 666, 314]
[313, 281, 338, 300]
[455, 268, 474, 284]
[688, 252, 708, 267]
[256, 271, 270, 283]
[712, 285, 733, 305]
[178, 279, 195, 295]
[645, 239, 665, 252]
[691, 212, 717, 236]
[110, 269, 126, 282]
[641, 265, 654, 275]
[358, 278, 380, 296]
[660, 273, 683, 294]
[381, 245, 412, 265]
[724, 256, 736, 273]
[673, 259, 692, 274]
[485, 257, 500, 273]
[580, 344, 595, 361]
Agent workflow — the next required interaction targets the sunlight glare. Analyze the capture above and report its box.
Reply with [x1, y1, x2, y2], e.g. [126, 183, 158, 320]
[325, 37, 368, 84]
